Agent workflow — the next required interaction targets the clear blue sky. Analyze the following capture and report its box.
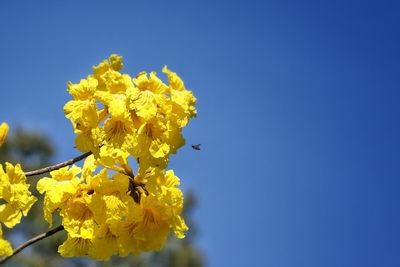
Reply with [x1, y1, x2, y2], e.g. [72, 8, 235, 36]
[1, 1, 400, 266]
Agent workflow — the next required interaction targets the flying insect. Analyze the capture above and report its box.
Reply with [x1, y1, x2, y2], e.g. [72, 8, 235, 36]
[191, 144, 201, 150]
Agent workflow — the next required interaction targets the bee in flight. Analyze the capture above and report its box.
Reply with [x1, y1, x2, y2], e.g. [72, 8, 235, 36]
[191, 144, 201, 151]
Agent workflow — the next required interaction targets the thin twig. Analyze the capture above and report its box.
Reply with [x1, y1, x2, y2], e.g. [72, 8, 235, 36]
[0, 225, 64, 264]
[25, 151, 92, 177]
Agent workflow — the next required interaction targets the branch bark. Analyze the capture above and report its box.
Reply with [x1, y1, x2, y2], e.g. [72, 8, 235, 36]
[0, 225, 64, 264]
[25, 151, 92, 177]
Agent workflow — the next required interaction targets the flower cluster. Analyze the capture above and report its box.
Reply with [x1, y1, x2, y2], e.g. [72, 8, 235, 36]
[36, 55, 196, 259]
[37, 159, 186, 259]
[0, 123, 37, 256]
[0, 163, 37, 228]
[63, 54, 196, 170]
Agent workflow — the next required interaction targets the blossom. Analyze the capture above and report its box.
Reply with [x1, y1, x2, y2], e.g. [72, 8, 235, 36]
[58, 236, 92, 257]
[64, 55, 196, 169]
[111, 168, 187, 256]
[44, 54, 195, 259]
[38, 160, 188, 259]
[0, 163, 37, 228]
[0, 123, 8, 146]
[163, 66, 197, 127]
[0, 225, 12, 257]
[37, 165, 82, 226]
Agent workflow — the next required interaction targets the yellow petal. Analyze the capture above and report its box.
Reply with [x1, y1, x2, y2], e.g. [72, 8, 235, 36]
[109, 54, 123, 71]
[0, 203, 22, 228]
[149, 141, 170, 159]
[162, 66, 185, 91]
[58, 236, 92, 257]
[0, 226, 12, 256]
[0, 123, 8, 146]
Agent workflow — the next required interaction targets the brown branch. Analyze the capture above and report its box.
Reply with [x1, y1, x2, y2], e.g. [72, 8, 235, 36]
[25, 151, 92, 177]
[0, 225, 64, 264]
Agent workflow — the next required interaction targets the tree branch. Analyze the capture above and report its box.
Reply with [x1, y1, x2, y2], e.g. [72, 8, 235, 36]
[25, 151, 92, 177]
[0, 225, 64, 264]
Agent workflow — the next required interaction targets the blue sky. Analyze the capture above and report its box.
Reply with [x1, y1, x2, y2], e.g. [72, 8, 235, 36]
[1, 0, 400, 266]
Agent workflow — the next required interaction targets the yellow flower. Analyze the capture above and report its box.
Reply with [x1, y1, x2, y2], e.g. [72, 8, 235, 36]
[129, 116, 185, 170]
[0, 163, 37, 228]
[67, 76, 98, 100]
[57, 55, 197, 259]
[51, 167, 130, 259]
[163, 66, 197, 126]
[127, 88, 159, 121]
[97, 146, 132, 174]
[0, 225, 12, 257]
[162, 66, 185, 91]
[37, 165, 82, 226]
[60, 200, 96, 239]
[93, 54, 124, 79]
[111, 168, 187, 256]
[64, 76, 99, 133]
[102, 117, 135, 152]
[88, 224, 119, 260]
[64, 99, 99, 132]
[146, 169, 188, 238]
[138, 118, 170, 158]
[93, 54, 133, 94]
[102, 71, 134, 94]
[114, 194, 181, 254]
[64, 55, 196, 168]
[134, 71, 168, 94]
[59, 224, 119, 260]
[73, 129, 95, 154]
[0, 123, 8, 146]
[86, 171, 133, 225]
[58, 235, 92, 257]
[165, 121, 186, 155]
[109, 54, 123, 71]
[133, 165, 160, 185]
[38, 164, 97, 246]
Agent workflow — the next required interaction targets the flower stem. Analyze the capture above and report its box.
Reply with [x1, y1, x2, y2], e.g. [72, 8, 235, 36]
[0, 225, 64, 264]
[25, 151, 92, 177]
